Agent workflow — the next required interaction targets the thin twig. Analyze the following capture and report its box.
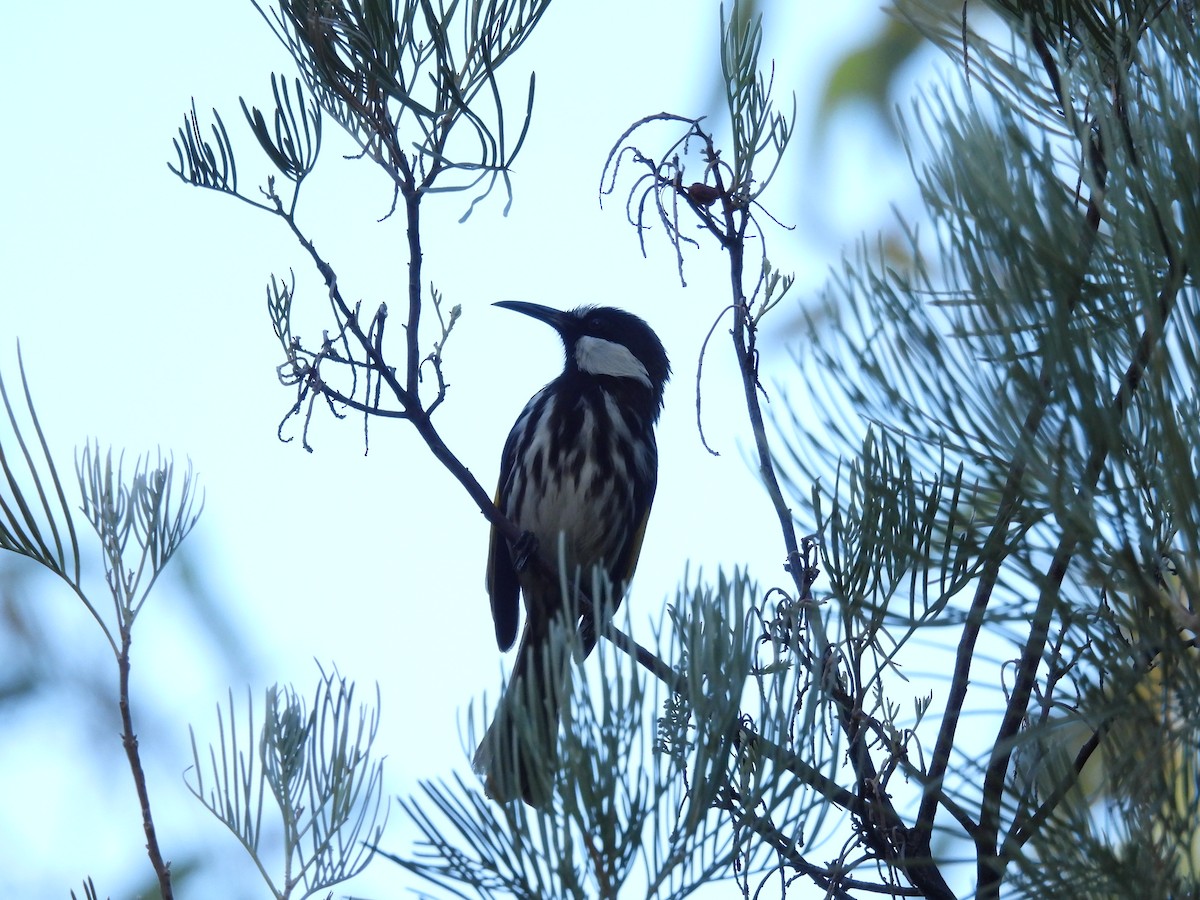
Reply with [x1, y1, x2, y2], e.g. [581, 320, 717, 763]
[695, 304, 734, 457]
[118, 623, 173, 899]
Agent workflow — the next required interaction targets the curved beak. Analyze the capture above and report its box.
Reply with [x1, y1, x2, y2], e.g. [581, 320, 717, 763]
[493, 301, 574, 335]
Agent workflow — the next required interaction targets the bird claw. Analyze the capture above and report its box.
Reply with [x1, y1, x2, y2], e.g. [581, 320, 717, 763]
[512, 531, 538, 573]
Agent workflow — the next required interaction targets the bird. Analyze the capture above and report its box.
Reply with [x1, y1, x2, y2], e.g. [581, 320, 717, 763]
[473, 301, 670, 807]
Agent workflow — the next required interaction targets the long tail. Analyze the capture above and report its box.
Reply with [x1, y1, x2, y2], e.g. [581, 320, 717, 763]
[473, 620, 573, 808]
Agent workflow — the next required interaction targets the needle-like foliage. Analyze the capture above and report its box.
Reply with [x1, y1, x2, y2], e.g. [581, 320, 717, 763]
[187, 666, 387, 900]
[162, 0, 1200, 895]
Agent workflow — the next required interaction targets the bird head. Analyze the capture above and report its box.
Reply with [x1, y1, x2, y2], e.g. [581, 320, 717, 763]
[495, 302, 670, 415]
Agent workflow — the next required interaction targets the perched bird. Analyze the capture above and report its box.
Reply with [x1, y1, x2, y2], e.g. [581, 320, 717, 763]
[474, 301, 670, 807]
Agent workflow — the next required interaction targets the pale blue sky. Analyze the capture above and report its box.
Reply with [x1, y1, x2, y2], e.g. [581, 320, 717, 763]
[0, 1, 912, 896]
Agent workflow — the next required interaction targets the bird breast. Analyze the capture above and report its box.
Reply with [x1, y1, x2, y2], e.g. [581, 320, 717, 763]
[504, 386, 655, 581]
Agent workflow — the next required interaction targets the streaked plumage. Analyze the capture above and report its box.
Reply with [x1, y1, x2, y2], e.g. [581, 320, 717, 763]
[474, 302, 669, 807]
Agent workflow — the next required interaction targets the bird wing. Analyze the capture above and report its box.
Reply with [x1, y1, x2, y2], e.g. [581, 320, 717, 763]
[578, 452, 658, 655]
[486, 490, 521, 651]
[612, 431, 660, 590]
[486, 416, 523, 651]
[615, 498, 654, 587]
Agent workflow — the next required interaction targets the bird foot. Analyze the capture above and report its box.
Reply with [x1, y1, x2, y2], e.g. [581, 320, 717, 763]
[512, 531, 539, 573]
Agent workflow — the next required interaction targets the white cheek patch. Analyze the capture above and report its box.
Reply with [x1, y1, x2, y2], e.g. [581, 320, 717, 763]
[575, 335, 652, 386]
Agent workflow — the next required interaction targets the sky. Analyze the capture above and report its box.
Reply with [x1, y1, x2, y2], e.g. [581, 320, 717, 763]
[0, 1, 918, 896]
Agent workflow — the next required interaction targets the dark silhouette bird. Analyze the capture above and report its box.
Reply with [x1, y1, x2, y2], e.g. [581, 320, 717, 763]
[474, 301, 670, 807]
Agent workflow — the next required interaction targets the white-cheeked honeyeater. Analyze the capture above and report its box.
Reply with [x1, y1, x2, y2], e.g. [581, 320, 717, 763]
[473, 302, 669, 807]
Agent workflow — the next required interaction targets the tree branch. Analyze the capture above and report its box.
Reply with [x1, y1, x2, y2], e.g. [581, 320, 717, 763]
[977, 249, 1187, 895]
